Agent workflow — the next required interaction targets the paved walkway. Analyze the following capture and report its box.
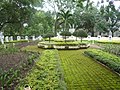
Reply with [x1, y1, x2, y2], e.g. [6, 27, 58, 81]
[59, 50, 120, 90]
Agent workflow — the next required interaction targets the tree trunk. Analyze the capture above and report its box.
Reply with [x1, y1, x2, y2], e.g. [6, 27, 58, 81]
[65, 36, 66, 43]
[111, 30, 114, 37]
[76, 37, 77, 41]
[0, 27, 2, 32]
[54, 16, 57, 36]
[99, 32, 102, 35]
[81, 37, 82, 42]
[49, 37, 50, 43]
[65, 20, 67, 31]
[86, 0, 90, 10]
[91, 30, 94, 37]
[0, 23, 6, 31]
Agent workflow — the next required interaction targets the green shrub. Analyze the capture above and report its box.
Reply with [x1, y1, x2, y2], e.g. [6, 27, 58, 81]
[43, 33, 54, 43]
[55, 42, 79, 46]
[60, 31, 71, 42]
[98, 43, 120, 56]
[96, 40, 120, 44]
[16, 50, 66, 90]
[85, 49, 120, 73]
[5, 40, 28, 43]
[38, 41, 88, 46]
[53, 39, 64, 42]
[73, 29, 87, 42]
[0, 44, 19, 54]
[0, 68, 20, 89]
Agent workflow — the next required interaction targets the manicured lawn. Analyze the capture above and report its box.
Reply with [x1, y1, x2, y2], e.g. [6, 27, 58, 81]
[59, 50, 120, 90]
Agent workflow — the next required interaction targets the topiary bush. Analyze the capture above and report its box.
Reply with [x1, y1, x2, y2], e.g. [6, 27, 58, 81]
[73, 29, 87, 42]
[60, 31, 71, 42]
[43, 33, 54, 43]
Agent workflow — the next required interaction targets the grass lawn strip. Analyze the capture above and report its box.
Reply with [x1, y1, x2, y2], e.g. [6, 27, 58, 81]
[16, 50, 66, 90]
[59, 50, 120, 90]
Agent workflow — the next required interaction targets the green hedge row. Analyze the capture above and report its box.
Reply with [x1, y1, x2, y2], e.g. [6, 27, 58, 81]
[84, 49, 120, 74]
[38, 41, 87, 46]
[98, 43, 120, 56]
[16, 50, 66, 90]
[5, 40, 28, 43]
[96, 40, 120, 44]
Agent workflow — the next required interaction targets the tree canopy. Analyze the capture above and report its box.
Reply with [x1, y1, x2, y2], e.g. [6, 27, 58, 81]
[73, 29, 87, 42]
[0, 0, 120, 37]
[0, 0, 42, 31]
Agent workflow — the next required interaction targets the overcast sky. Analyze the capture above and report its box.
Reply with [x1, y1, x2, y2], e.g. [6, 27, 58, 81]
[91, 0, 120, 9]
[39, 0, 120, 11]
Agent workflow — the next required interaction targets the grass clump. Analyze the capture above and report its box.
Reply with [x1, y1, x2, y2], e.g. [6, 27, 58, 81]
[16, 50, 66, 90]
[0, 44, 18, 54]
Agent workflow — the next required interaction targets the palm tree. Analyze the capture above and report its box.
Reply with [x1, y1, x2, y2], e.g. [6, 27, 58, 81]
[57, 10, 73, 32]
[99, 1, 120, 36]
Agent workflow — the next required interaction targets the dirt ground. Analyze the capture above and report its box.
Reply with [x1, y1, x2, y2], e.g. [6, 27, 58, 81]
[0, 52, 29, 71]
[0, 41, 39, 90]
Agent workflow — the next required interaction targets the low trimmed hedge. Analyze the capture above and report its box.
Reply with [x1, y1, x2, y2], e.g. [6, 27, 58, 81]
[44, 38, 75, 42]
[38, 41, 88, 46]
[84, 49, 120, 74]
[98, 43, 120, 56]
[16, 50, 66, 90]
[5, 40, 28, 43]
[96, 40, 120, 44]
[55, 42, 79, 46]
[38, 41, 89, 49]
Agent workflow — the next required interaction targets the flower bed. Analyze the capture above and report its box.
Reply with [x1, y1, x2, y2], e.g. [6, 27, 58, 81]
[84, 49, 120, 74]
[16, 50, 66, 90]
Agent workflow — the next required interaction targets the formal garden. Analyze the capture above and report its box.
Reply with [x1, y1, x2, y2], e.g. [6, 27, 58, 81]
[0, 0, 120, 90]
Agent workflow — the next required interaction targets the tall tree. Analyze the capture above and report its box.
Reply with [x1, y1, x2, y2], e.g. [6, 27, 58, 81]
[57, 10, 73, 32]
[81, 12, 95, 36]
[23, 11, 54, 36]
[99, 1, 120, 36]
[74, 1, 98, 36]
[0, 0, 42, 32]
[43, 0, 86, 35]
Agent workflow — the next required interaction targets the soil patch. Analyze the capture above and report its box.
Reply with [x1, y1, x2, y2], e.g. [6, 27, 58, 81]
[0, 52, 28, 71]
[15, 41, 39, 48]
